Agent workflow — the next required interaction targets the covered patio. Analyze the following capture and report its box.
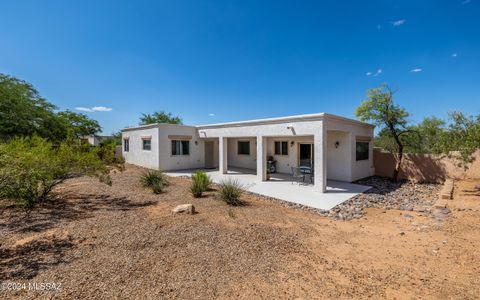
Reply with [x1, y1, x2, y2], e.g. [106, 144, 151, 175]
[165, 167, 371, 210]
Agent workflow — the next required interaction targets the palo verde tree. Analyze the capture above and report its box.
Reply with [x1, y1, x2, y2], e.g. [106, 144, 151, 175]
[356, 85, 413, 182]
[434, 111, 480, 169]
[139, 111, 182, 125]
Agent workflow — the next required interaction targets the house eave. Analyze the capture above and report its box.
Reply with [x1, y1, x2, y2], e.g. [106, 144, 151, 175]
[195, 113, 374, 129]
[121, 113, 374, 132]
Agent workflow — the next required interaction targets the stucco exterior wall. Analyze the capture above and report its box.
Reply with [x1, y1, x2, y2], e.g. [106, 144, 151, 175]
[157, 124, 205, 171]
[122, 124, 205, 171]
[323, 119, 375, 181]
[227, 137, 257, 169]
[198, 119, 324, 138]
[121, 114, 375, 182]
[326, 131, 351, 181]
[122, 127, 160, 170]
[264, 136, 313, 174]
[88, 136, 99, 146]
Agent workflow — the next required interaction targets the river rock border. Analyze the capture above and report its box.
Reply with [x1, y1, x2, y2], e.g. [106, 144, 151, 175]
[176, 174, 441, 221]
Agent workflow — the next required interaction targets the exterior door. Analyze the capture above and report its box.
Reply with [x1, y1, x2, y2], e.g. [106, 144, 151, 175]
[299, 143, 314, 167]
[204, 141, 215, 168]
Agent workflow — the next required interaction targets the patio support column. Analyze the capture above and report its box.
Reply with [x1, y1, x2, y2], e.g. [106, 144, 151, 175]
[256, 135, 267, 182]
[219, 137, 228, 174]
[314, 125, 327, 193]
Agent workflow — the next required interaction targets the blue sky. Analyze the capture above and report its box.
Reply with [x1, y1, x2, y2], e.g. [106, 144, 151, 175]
[1, 0, 479, 134]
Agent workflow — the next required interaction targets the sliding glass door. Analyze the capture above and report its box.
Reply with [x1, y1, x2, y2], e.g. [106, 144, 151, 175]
[299, 143, 314, 167]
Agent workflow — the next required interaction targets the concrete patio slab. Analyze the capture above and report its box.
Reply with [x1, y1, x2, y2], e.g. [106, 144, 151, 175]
[165, 168, 371, 210]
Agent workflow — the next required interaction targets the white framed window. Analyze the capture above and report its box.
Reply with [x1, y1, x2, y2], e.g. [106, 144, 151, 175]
[172, 140, 189, 155]
[237, 141, 250, 155]
[123, 138, 129, 152]
[274, 141, 288, 155]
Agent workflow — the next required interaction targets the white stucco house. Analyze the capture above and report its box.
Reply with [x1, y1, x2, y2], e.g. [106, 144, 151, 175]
[121, 113, 375, 195]
[81, 135, 113, 146]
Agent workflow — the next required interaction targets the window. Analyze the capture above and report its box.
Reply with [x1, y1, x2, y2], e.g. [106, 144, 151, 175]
[172, 140, 190, 155]
[142, 139, 151, 151]
[123, 138, 129, 152]
[356, 142, 369, 161]
[237, 141, 250, 155]
[274, 141, 288, 155]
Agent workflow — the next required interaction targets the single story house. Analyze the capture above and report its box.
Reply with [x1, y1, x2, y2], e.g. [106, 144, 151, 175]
[121, 113, 375, 193]
[81, 135, 113, 146]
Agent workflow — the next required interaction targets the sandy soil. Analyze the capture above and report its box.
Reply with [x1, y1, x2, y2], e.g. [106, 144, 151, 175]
[1, 165, 479, 299]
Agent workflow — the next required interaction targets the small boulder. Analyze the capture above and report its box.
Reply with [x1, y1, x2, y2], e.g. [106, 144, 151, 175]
[172, 204, 195, 215]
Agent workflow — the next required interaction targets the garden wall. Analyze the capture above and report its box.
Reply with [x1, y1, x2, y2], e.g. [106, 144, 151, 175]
[373, 148, 480, 183]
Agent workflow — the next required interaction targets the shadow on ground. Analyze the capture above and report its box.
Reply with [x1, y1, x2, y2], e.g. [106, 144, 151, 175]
[0, 237, 75, 281]
[0, 193, 157, 234]
[354, 176, 407, 195]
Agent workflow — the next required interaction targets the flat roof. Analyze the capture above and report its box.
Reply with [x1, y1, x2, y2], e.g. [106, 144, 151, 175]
[196, 112, 373, 129]
[122, 112, 374, 131]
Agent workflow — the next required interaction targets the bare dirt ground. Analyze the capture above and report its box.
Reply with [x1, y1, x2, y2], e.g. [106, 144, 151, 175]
[1, 165, 479, 299]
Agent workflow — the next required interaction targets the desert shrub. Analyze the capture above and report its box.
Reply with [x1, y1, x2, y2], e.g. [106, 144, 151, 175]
[140, 170, 168, 193]
[97, 138, 125, 167]
[0, 136, 110, 209]
[190, 180, 203, 198]
[191, 171, 212, 191]
[218, 179, 244, 206]
[152, 182, 164, 194]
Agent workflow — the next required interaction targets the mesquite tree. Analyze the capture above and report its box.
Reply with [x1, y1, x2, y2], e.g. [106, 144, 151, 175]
[139, 111, 182, 125]
[356, 85, 412, 182]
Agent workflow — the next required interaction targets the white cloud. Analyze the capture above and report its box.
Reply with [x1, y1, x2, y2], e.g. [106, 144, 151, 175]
[92, 106, 112, 112]
[391, 19, 406, 26]
[451, 53, 458, 57]
[208, 113, 215, 117]
[410, 68, 423, 73]
[75, 107, 94, 112]
[75, 106, 112, 113]
[366, 69, 382, 77]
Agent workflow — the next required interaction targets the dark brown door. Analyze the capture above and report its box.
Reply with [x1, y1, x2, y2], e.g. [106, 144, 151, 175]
[204, 141, 215, 168]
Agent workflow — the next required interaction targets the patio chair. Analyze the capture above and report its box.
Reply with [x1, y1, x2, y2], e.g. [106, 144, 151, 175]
[305, 172, 314, 184]
[298, 166, 314, 184]
[291, 167, 305, 185]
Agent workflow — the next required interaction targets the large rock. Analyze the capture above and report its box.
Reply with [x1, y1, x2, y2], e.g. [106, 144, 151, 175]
[172, 204, 195, 214]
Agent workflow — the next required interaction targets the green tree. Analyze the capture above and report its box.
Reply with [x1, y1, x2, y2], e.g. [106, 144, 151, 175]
[411, 116, 445, 153]
[110, 130, 122, 145]
[435, 112, 480, 168]
[0, 73, 67, 141]
[0, 136, 111, 209]
[57, 110, 101, 138]
[139, 111, 182, 125]
[375, 116, 445, 154]
[356, 85, 413, 181]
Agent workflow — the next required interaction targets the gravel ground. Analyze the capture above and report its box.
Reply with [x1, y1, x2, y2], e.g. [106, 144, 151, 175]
[328, 177, 441, 220]
[1, 165, 479, 299]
